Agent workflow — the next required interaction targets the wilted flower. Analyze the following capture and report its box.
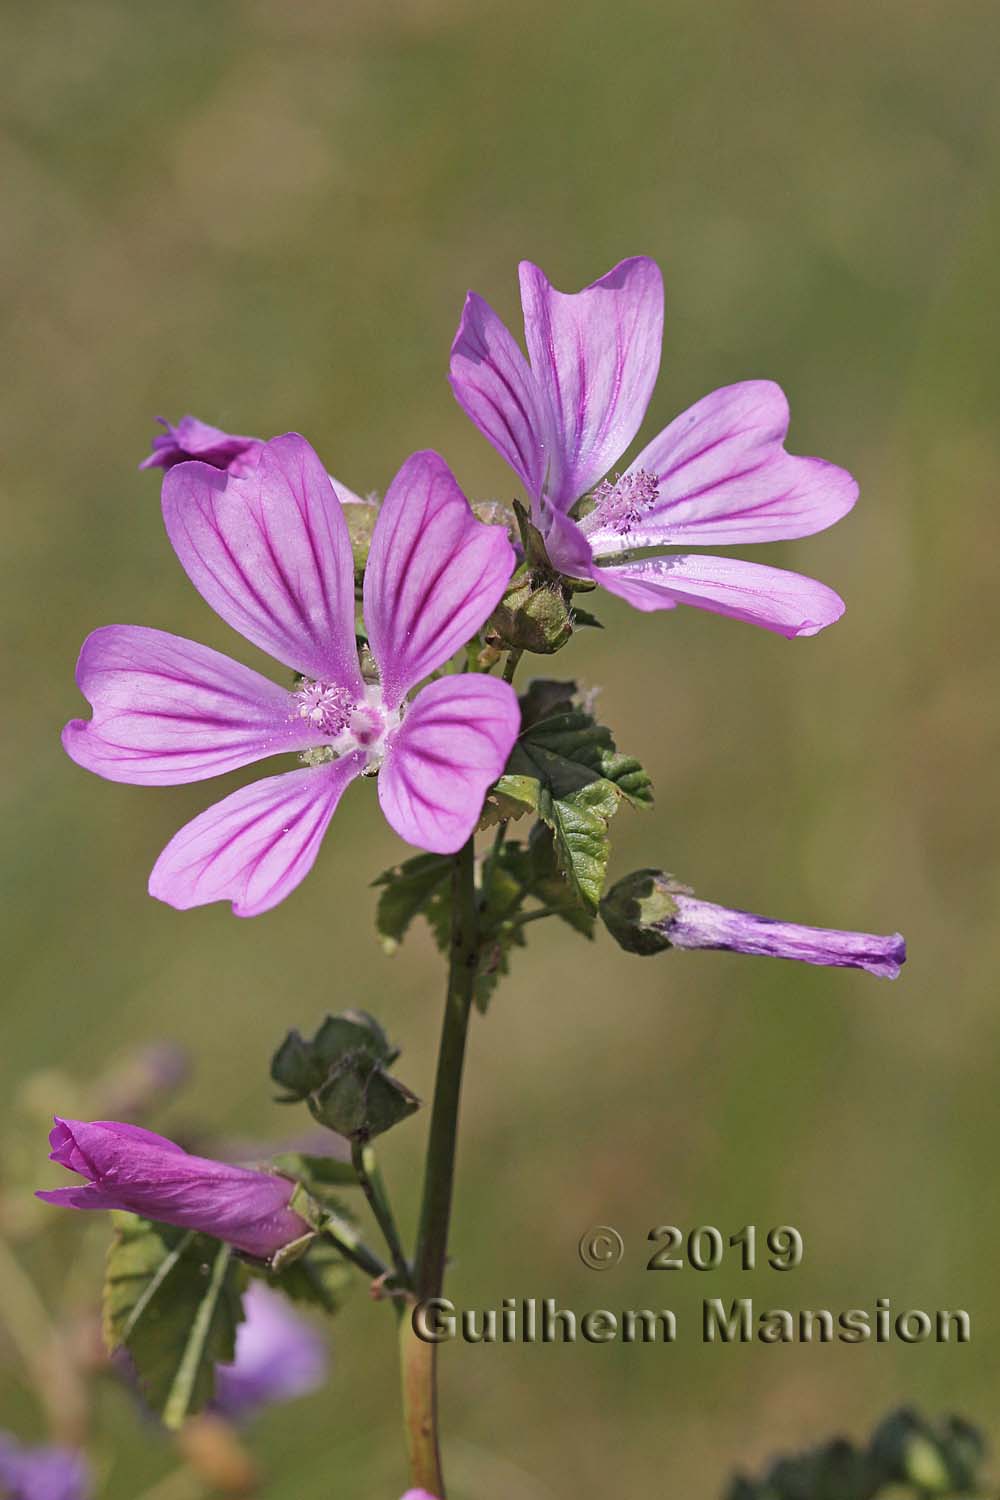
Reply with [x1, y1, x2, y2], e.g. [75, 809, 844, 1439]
[600, 871, 905, 979]
[450, 258, 857, 638]
[63, 435, 519, 915]
[139, 416, 262, 476]
[36, 1119, 309, 1260]
[214, 1283, 327, 1419]
[0, 1434, 90, 1500]
[139, 415, 370, 507]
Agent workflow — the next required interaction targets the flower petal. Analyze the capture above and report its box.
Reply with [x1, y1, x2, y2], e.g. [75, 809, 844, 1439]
[519, 256, 663, 509]
[148, 755, 364, 917]
[363, 451, 515, 708]
[597, 554, 845, 637]
[449, 291, 550, 500]
[378, 675, 520, 853]
[538, 500, 597, 579]
[666, 894, 906, 979]
[586, 381, 857, 553]
[61, 626, 321, 786]
[162, 433, 364, 691]
[140, 415, 261, 473]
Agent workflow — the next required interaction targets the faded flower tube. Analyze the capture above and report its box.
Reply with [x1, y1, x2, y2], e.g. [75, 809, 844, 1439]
[600, 871, 905, 980]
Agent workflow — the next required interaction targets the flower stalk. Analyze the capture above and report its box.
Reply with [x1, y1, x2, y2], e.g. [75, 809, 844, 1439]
[350, 1140, 412, 1291]
[402, 835, 481, 1496]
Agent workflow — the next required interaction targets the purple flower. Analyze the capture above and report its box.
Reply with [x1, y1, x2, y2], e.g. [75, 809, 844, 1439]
[400, 1493, 440, 1500]
[601, 871, 904, 979]
[663, 894, 906, 978]
[0, 1435, 90, 1500]
[63, 434, 519, 916]
[139, 416, 262, 476]
[213, 1283, 327, 1419]
[36, 1119, 309, 1260]
[450, 258, 858, 638]
[139, 415, 369, 505]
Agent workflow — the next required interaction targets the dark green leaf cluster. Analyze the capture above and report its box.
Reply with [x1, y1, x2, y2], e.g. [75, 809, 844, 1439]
[483, 678, 653, 913]
[271, 1012, 420, 1141]
[374, 825, 596, 1014]
[725, 1408, 988, 1500]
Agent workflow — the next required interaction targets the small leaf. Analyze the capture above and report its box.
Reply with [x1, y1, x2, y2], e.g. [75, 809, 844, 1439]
[517, 679, 577, 729]
[263, 1236, 354, 1315]
[104, 1214, 246, 1429]
[478, 773, 538, 829]
[372, 854, 451, 952]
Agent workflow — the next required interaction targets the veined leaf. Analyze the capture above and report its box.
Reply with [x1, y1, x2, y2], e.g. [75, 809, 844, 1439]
[372, 853, 451, 952]
[496, 684, 654, 910]
[103, 1213, 246, 1429]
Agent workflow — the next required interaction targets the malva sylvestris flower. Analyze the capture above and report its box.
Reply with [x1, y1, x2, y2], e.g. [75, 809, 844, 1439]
[63, 434, 519, 916]
[214, 1282, 327, 1420]
[450, 257, 858, 638]
[36, 1119, 309, 1260]
[0, 1434, 91, 1500]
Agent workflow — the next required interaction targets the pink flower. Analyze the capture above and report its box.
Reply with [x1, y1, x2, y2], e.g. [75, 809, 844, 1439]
[139, 416, 262, 476]
[214, 1283, 327, 1418]
[139, 415, 369, 504]
[64, 435, 519, 915]
[450, 258, 858, 638]
[36, 1119, 308, 1260]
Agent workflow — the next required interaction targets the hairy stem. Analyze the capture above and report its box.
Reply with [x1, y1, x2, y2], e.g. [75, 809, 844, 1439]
[402, 835, 480, 1497]
[351, 1140, 412, 1290]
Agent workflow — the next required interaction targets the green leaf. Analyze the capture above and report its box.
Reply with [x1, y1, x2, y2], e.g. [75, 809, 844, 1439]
[372, 854, 451, 952]
[103, 1214, 246, 1429]
[495, 684, 654, 911]
[263, 1236, 354, 1315]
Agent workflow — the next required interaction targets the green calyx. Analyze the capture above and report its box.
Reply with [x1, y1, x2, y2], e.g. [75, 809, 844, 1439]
[271, 1011, 420, 1141]
[598, 869, 691, 955]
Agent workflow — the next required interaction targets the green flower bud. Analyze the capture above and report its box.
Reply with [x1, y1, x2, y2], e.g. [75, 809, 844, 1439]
[488, 566, 574, 654]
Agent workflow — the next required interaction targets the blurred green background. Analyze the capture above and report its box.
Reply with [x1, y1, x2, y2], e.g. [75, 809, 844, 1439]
[3, 1, 999, 1496]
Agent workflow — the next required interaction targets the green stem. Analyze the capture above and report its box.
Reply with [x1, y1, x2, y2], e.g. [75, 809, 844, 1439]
[509, 904, 562, 930]
[403, 835, 480, 1497]
[502, 648, 523, 684]
[322, 1216, 389, 1282]
[351, 1139, 412, 1290]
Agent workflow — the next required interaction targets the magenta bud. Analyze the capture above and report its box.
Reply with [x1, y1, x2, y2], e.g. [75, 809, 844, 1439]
[36, 1119, 309, 1261]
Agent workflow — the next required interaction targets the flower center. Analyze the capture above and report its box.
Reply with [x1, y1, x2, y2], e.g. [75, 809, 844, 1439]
[293, 680, 352, 736]
[292, 679, 401, 767]
[589, 469, 659, 535]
